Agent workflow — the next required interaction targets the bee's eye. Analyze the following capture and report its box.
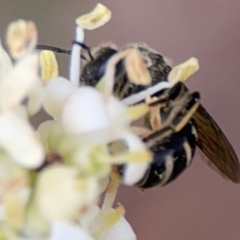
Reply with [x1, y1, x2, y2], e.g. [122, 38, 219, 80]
[97, 56, 123, 79]
[94, 48, 118, 79]
[98, 61, 108, 79]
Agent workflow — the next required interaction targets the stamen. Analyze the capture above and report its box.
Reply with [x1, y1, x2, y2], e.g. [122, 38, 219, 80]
[101, 178, 120, 213]
[96, 144, 152, 165]
[122, 57, 200, 106]
[94, 204, 125, 239]
[125, 48, 151, 85]
[102, 48, 145, 102]
[127, 103, 149, 121]
[121, 81, 173, 106]
[76, 3, 112, 31]
[6, 20, 37, 60]
[104, 150, 152, 164]
[69, 26, 84, 86]
[103, 204, 125, 228]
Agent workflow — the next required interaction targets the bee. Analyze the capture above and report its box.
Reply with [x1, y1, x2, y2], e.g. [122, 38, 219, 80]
[36, 42, 240, 188]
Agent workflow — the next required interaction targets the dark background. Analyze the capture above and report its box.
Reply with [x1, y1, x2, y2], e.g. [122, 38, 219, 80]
[1, 1, 240, 239]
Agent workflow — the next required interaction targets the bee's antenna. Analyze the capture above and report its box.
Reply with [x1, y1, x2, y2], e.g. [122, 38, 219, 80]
[36, 45, 87, 60]
[36, 45, 71, 54]
[72, 41, 94, 61]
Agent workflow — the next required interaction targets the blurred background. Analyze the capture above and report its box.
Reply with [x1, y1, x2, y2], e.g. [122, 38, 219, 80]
[1, 1, 240, 239]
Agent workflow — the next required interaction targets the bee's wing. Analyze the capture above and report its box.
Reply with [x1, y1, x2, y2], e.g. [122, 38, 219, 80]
[193, 104, 240, 183]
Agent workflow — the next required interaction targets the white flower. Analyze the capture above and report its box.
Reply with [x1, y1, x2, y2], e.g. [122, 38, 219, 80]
[0, 23, 44, 169]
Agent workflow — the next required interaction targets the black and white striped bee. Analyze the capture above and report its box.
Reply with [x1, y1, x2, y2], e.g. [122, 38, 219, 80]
[37, 42, 240, 189]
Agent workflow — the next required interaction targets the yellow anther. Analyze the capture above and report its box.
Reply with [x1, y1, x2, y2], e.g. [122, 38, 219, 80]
[168, 57, 199, 83]
[40, 50, 59, 82]
[76, 3, 112, 30]
[6, 20, 37, 59]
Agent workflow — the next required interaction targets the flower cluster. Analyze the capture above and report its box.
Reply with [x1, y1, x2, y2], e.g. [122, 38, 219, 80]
[0, 3, 199, 240]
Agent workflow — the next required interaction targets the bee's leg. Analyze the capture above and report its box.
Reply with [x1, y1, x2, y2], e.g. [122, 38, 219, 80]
[143, 126, 174, 147]
[101, 175, 120, 213]
[148, 82, 187, 107]
[145, 82, 190, 131]
[170, 92, 200, 132]
[143, 91, 200, 147]
[145, 96, 163, 131]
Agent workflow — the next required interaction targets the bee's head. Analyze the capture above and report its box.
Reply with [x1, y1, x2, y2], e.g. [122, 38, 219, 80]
[80, 42, 172, 89]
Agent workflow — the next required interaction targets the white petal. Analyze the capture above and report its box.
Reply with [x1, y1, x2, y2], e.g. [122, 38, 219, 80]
[98, 176, 110, 194]
[27, 90, 43, 116]
[61, 87, 110, 134]
[0, 40, 12, 80]
[79, 205, 100, 231]
[14, 105, 28, 121]
[37, 120, 56, 151]
[123, 162, 149, 186]
[38, 120, 64, 153]
[0, 155, 24, 184]
[107, 96, 129, 129]
[35, 165, 99, 222]
[26, 79, 43, 116]
[0, 53, 39, 112]
[42, 77, 76, 119]
[0, 111, 44, 168]
[101, 216, 137, 240]
[4, 187, 30, 230]
[117, 130, 149, 186]
[49, 221, 94, 240]
[0, 204, 5, 222]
